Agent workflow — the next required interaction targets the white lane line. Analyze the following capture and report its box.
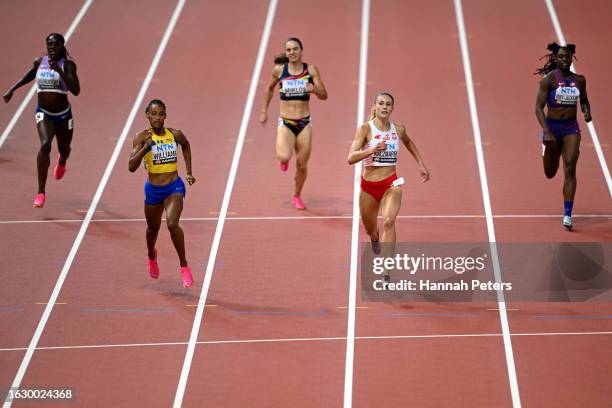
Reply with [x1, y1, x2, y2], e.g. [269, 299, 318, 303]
[2, 1, 186, 406]
[171, 1, 278, 406]
[453, 1, 521, 407]
[1, 213, 611, 225]
[544, 0, 612, 198]
[344, 1, 370, 407]
[2, 330, 611, 353]
[0, 0, 95, 149]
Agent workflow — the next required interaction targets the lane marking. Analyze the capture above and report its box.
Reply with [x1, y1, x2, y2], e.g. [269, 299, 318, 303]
[172, 1, 278, 406]
[344, 1, 370, 407]
[3, 213, 611, 225]
[2, 330, 612, 353]
[544, 0, 612, 198]
[0, 0, 95, 149]
[453, 1, 521, 406]
[3, 1, 187, 406]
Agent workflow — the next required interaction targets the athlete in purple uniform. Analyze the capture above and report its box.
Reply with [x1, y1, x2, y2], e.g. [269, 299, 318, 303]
[3, 33, 80, 208]
[535, 42, 591, 230]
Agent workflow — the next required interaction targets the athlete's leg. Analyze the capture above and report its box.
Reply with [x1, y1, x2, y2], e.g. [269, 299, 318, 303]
[542, 138, 563, 179]
[276, 124, 295, 165]
[164, 193, 187, 267]
[35, 114, 56, 194]
[380, 187, 402, 244]
[144, 202, 164, 259]
[55, 116, 73, 166]
[360, 190, 381, 241]
[561, 133, 580, 202]
[293, 124, 312, 197]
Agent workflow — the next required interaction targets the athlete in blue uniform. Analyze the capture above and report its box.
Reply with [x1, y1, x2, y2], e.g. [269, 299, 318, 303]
[535, 43, 591, 230]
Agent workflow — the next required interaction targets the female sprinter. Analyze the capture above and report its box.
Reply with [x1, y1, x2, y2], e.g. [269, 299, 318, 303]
[3, 33, 80, 208]
[129, 100, 195, 288]
[259, 37, 327, 210]
[535, 42, 591, 231]
[348, 92, 429, 256]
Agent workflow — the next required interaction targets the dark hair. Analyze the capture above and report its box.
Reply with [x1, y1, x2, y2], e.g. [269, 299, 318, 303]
[534, 42, 576, 75]
[46, 33, 71, 60]
[273, 37, 303, 64]
[370, 92, 395, 120]
[145, 99, 166, 113]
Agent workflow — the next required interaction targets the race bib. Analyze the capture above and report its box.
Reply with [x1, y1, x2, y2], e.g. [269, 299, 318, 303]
[35, 112, 44, 124]
[554, 85, 579, 105]
[151, 142, 177, 165]
[282, 78, 308, 96]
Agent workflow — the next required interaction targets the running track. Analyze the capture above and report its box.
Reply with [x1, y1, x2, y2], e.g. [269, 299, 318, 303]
[0, 0, 610, 407]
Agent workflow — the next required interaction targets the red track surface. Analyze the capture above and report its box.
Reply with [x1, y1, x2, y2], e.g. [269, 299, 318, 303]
[0, 0, 610, 407]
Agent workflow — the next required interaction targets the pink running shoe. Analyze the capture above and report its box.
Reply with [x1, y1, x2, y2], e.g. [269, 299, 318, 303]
[180, 266, 193, 288]
[33, 193, 45, 208]
[53, 159, 66, 180]
[148, 249, 159, 279]
[279, 161, 288, 172]
[292, 196, 305, 210]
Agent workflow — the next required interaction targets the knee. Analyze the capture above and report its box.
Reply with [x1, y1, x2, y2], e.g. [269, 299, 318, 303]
[166, 219, 180, 231]
[276, 152, 291, 163]
[295, 157, 308, 171]
[544, 168, 557, 179]
[39, 139, 52, 154]
[383, 216, 396, 231]
[564, 160, 577, 177]
[147, 224, 160, 234]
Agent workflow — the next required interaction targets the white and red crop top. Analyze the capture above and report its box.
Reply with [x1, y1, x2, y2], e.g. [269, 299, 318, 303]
[363, 120, 399, 167]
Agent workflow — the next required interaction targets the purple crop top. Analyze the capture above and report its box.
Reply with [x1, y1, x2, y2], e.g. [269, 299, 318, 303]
[547, 69, 580, 108]
[36, 56, 68, 94]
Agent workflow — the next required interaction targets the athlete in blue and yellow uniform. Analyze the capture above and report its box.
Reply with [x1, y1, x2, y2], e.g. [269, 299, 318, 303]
[535, 42, 592, 230]
[129, 99, 195, 287]
[3, 33, 80, 208]
[259, 37, 327, 210]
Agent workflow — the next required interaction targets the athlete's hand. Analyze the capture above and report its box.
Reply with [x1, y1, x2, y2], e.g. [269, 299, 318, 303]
[186, 174, 196, 185]
[542, 131, 555, 143]
[259, 110, 268, 126]
[584, 112, 592, 123]
[419, 164, 430, 183]
[3, 89, 13, 103]
[306, 83, 315, 93]
[49, 58, 62, 73]
[143, 129, 154, 148]
[371, 141, 387, 154]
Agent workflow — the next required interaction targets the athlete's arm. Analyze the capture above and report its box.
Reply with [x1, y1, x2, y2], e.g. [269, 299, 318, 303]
[397, 123, 429, 182]
[576, 75, 591, 122]
[171, 128, 195, 185]
[535, 75, 554, 140]
[128, 130, 152, 172]
[307, 64, 328, 100]
[259, 65, 283, 125]
[347, 123, 385, 165]
[3, 57, 42, 103]
[51, 59, 80, 96]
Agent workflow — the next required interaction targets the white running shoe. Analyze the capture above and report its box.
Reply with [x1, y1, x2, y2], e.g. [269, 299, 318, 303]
[562, 215, 572, 231]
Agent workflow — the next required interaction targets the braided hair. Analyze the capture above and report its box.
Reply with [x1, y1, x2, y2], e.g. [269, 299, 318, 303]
[273, 37, 303, 64]
[534, 42, 576, 75]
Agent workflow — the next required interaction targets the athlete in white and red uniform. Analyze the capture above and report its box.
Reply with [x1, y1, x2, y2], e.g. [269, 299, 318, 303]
[3, 33, 80, 208]
[348, 92, 429, 257]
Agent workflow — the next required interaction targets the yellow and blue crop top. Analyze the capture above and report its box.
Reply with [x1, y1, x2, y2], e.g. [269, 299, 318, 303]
[143, 129, 178, 174]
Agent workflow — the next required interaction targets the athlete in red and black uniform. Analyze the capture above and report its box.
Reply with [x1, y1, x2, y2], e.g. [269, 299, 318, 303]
[259, 37, 327, 210]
